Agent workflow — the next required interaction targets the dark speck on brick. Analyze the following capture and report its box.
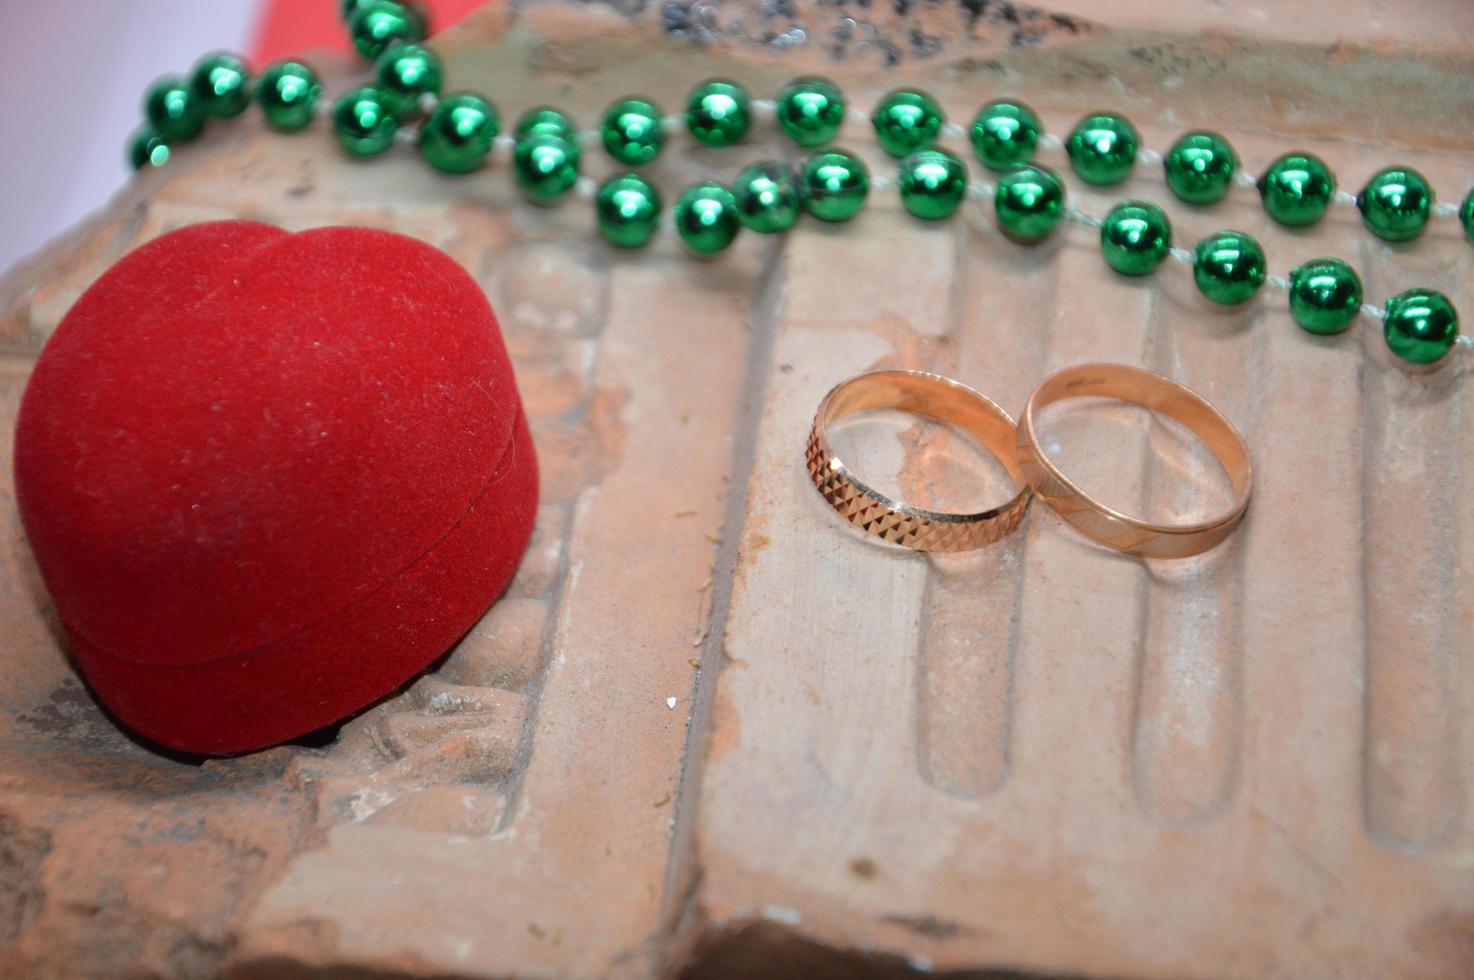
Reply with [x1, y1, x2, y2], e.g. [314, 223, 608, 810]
[911, 28, 943, 59]
[647, 0, 1087, 63]
[663, 2, 692, 32]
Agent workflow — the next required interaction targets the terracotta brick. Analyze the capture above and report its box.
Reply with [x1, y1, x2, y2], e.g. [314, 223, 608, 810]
[0, 3, 1472, 978]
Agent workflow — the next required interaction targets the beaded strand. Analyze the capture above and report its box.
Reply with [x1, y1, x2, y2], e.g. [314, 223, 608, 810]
[124, 1, 1469, 366]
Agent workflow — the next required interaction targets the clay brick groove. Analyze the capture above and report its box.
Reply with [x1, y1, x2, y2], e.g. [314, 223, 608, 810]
[1, 2, 1472, 977]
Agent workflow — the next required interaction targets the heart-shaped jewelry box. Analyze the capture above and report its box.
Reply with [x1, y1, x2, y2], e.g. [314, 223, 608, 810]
[14, 221, 538, 754]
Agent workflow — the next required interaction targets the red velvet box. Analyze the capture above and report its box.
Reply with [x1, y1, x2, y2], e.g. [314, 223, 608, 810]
[13, 221, 538, 755]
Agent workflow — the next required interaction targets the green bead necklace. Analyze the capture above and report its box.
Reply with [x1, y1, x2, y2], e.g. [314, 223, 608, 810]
[686, 80, 752, 148]
[331, 86, 398, 157]
[601, 99, 665, 166]
[1193, 231, 1268, 306]
[1162, 131, 1238, 205]
[1259, 153, 1336, 227]
[1287, 259, 1363, 336]
[123, 0, 1471, 367]
[1065, 113, 1140, 187]
[896, 150, 968, 221]
[733, 162, 800, 234]
[871, 89, 945, 158]
[191, 52, 253, 119]
[994, 165, 1066, 243]
[255, 61, 322, 132]
[420, 92, 499, 174]
[776, 78, 845, 148]
[1099, 201, 1171, 277]
[517, 107, 575, 142]
[143, 74, 206, 141]
[374, 42, 442, 120]
[674, 182, 741, 254]
[799, 150, 870, 223]
[969, 99, 1042, 172]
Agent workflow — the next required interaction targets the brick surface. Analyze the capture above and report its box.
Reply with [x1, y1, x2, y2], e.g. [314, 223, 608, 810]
[1, 2, 1472, 977]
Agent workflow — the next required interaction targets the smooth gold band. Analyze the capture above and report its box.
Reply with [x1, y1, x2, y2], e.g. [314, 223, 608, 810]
[1016, 363, 1252, 559]
[806, 370, 1031, 551]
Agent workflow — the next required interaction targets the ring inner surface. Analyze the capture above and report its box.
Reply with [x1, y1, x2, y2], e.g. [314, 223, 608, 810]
[825, 374, 1024, 517]
[1029, 371, 1249, 528]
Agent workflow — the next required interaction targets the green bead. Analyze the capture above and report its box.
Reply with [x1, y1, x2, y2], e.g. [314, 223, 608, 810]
[343, 0, 427, 32]
[596, 173, 662, 249]
[419, 92, 497, 173]
[1287, 258, 1362, 335]
[514, 134, 580, 204]
[1066, 113, 1139, 186]
[674, 182, 741, 254]
[1358, 167, 1434, 242]
[898, 149, 968, 221]
[994, 165, 1065, 243]
[800, 149, 869, 223]
[776, 77, 845, 147]
[517, 107, 575, 141]
[1193, 230, 1267, 305]
[1163, 131, 1238, 205]
[332, 86, 398, 157]
[1258, 152, 1335, 227]
[143, 76, 205, 141]
[601, 99, 665, 166]
[374, 42, 441, 120]
[1384, 288, 1459, 364]
[1099, 200, 1171, 276]
[190, 52, 251, 119]
[348, 1, 422, 61]
[255, 61, 321, 131]
[1462, 188, 1474, 244]
[733, 162, 799, 234]
[686, 80, 750, 147]
[871, 90, 943, 158]
[969, 99, 1041, 172]
[128, 127, 170, 170]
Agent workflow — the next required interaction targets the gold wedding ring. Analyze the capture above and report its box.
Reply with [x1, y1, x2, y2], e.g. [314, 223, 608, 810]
[1016, 363, 1252, 559]
[806, 370, 1031, 551]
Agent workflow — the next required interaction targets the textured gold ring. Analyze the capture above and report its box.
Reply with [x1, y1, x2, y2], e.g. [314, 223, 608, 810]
[805, 370, 1031, 551]
[1016, 363, 1252, 559]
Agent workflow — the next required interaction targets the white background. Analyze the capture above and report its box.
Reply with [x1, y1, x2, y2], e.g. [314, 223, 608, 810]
[0, 1, 261, 276]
